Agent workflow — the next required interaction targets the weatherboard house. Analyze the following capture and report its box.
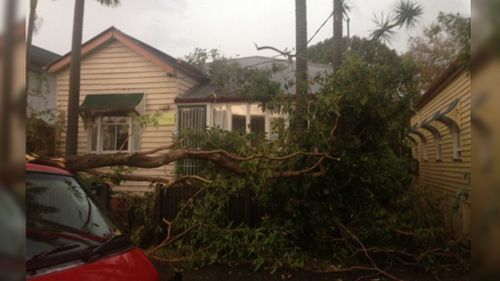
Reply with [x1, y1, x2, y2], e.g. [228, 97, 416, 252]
[409, 60, 471, 238]
[47, 27, 330, 193]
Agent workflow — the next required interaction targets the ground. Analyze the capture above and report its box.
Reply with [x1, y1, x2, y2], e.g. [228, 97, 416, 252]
[152, 260, 469, 281]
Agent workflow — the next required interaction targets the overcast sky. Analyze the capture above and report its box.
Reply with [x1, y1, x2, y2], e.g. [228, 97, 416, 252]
[32, 0, 470, 59]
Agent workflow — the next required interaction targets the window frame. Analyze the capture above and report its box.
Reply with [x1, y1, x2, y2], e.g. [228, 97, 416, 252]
[435, 136, 443, 161]
[207, 102, 287, 136]
[451, 124, 462, 160]
[88, 116, 135, 154]
[422, 142, 428, 161]
[176, 104, 208, 175]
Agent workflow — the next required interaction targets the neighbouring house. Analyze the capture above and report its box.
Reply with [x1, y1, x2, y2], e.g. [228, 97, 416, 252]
[26, 45, 61, 156]
[28, 45, 60, 121]
[47, 26, 331, 193]
[175, 56, 330, 173]
[409, 61, 471, 238]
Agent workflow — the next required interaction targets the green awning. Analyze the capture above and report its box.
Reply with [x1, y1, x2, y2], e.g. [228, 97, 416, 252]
[80, 93, 144, 117]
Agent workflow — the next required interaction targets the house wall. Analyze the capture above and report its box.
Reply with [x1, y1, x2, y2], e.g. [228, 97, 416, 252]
[55, 39, 199, 193]
[410, 70, 471, 238]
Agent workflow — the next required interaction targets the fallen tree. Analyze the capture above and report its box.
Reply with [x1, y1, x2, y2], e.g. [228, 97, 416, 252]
[26, 42, 470, 280]
[29, 148, 338, 180]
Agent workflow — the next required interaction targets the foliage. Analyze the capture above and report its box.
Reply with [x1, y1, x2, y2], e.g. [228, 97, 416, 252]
[142, 41, 469, 277]
[95, 0, 120, 7]
[122, 189, 161, 247]
[371, 0, 423, 43]
[309, 36, 414, 67]
[407, 12, 471, 91]
[184, 48, 283, 103]
[309, 36, 419, 154]
[26, 72, 58, 157]
[26, 116, 56, 157]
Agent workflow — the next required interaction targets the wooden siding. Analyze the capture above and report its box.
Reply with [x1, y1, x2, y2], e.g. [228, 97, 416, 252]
[410, 70, 471, 237]
[56, 39, 199, 193]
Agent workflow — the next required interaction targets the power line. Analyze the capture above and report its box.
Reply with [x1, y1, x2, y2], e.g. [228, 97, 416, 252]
[307, 9, 334, 45]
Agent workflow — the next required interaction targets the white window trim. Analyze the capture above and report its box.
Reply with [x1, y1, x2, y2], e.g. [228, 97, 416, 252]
[452, 125, 462, 160]
[422, 142, 428, 161]
[176, 103, 209, 134]
[213, 103, 287, 136]
[176, 102, 289, 138]
[89, 116, 134, 154]
[435, 137, 442, 161]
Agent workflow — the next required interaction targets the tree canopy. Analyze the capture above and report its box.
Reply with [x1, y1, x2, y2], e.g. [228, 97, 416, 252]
[406, 12, 471, 91]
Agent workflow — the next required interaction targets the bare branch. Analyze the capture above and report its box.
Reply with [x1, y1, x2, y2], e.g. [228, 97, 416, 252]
[29, 149, 339, 179]
[254, 43, 295, 58]
[337, 221, 404, 281]
[83, 169, 211, 187]
[84, 169, 171, 184]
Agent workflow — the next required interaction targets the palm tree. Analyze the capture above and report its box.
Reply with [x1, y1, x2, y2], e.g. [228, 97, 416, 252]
[294, 0, 308, 132]
[371, 0, 423, 43]
[332, 0, 352, 69]
[27, 0, 38, 70]
[332, 0, 343, 69]
[66, 0, 120, 156]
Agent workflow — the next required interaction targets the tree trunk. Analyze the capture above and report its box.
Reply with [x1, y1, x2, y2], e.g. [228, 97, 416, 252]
[66, 0, 85, 156]
[26, 0, 38, 71]
[332, 0, 343, 70]
[294, 0, 308, 132]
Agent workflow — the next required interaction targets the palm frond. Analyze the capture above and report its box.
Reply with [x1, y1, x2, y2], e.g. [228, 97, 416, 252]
[95, 0, 120, 7]
[341, 0, 353, 17]
[370, 12, 396, 43]
[393, 0, 423, 29]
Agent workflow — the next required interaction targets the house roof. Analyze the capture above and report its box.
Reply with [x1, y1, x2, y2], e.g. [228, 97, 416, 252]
[29, 45, 60, 73]
[46, 26, 208, 82]
[415, 61, 464, 110]
[176, 56, 331, 103]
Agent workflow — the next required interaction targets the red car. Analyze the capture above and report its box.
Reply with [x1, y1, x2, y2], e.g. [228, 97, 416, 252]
[26, 163, 159, 281]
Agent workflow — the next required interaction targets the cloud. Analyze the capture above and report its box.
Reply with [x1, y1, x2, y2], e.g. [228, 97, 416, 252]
[32, 0, 471, 58]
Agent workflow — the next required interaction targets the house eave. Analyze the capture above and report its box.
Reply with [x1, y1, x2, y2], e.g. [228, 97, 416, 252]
[415, 61, 465, 111]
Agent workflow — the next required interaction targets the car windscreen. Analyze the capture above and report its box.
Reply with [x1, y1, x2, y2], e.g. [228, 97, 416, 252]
[26, 172, 122, 260]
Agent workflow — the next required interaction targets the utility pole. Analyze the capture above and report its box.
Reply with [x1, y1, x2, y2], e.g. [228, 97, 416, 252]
[66, 0, 85, 156]
[332, 0, 343, 70]
[294, 0, 308, 131]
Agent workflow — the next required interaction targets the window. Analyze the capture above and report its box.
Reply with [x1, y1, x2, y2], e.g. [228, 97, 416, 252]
[89, 116, 138, 154]
[452, 125, 461, 160]
[178, 105, 206, 133]
[212, 105, 229, 130]
[231, 104, 247, 133]
[422, 142, 428, 161]
[177, 105, 207, 175]
[102, 117, 130, 151]
[209, 103, 286, 137]
[249, 104, 265, 135]
[435, 137, 442, 161]
[26, 172, 120, 261]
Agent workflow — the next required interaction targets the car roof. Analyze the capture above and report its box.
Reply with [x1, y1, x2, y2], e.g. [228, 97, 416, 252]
[26, 163, 72, 176]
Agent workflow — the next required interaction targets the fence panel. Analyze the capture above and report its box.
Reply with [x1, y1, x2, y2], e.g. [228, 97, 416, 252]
[159, 185, 263, 227]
